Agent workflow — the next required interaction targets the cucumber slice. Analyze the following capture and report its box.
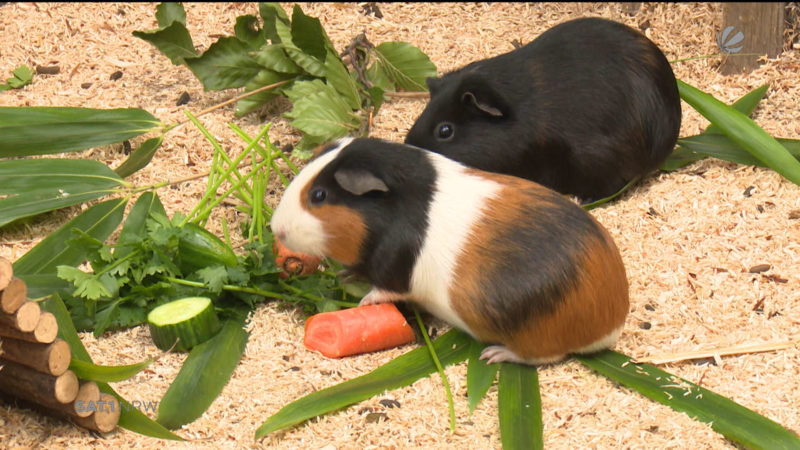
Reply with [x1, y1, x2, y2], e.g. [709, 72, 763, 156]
[148, 297, 221, 352]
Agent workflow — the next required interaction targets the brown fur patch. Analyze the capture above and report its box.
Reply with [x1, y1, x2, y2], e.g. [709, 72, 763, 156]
[299, 182, 366, 266]
[451, 171, 629, 360]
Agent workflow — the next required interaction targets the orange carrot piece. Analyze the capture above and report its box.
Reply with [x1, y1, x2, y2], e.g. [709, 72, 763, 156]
[304, 304, 416, 358]
[273, 239, 322, 279]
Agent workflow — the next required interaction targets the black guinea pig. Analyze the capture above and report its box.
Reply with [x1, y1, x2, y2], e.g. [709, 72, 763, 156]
[404, 17, 682, 203]
[271, 137, 629, 365]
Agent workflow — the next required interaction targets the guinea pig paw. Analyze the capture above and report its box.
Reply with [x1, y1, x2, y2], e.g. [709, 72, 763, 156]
[358, 288, 405, 307]
[479, 345, 526, 365]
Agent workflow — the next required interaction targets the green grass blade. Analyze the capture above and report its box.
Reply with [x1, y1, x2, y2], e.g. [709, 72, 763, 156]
[255, 328, 472, 439]
[466, 338, 498, 414]
[13, 198, 128, 297]
[498, 363, 543, 450]
[157, 317, 249, 430]
[576, 350, 800, 449]
[677, 80, 800, 186]
[69, 358, 154, 383]
[41, 293, 183, 440]
[0, 107, 161, 157]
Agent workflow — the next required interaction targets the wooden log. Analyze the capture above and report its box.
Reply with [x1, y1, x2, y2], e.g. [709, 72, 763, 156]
[1, 278, 29, 315]
[0, 300, 40, 332]
[0, 338, 71, 376]
[0, 311, 58, 344]
[720, 3, 785, 74]
[69, 381, 101, 419]
[0, 360, 79, 406]
[72, 393, 120, 433]
[0, 256, 12, 292]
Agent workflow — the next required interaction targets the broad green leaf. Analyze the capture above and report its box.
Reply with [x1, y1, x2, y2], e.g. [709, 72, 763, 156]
[115, 136, 164, 178]
[185, 36, 263, 91]
[662, 84, 770, 171]
[132, 21, 197, 66]
[157, 317, 249, 429]
[42, 294, 182, 440]
[373, 42, 437, 92]
[677, 80, 800, 186]
[259, 2, 290, 44]
[324, 50, 361, 110]
[69, 357, 153, 382]
[234, 14, 265, 49]
[155, 2, 186, 27]
[234, 69, 292, 117]
[292, 136, 324, 159]
[290, 4, 327, 61]
[498, 363, 543, 450]
[253, 45, 302, 74]
[13, 198, 127, 297]
[678, 134, 800, 167]
[466, 339, 498, 414]
[273, 16, 326, 77]
[12, 65, 34, 84]
[366, 62, 394, 92]
[255, 328, 472, 439]
[0, 159, 127, 227]
[577, 351, 800, 449]
[0, 107, 161, 157]
[283, 80, 360, 139]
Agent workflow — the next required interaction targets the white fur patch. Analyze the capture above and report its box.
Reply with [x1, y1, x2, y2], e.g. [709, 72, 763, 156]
[408, 153, 501, 334]
[574, 324, 624, 354]
[270, 138, 353, 256]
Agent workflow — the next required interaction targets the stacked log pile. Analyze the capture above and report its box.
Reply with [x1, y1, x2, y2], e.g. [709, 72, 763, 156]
[0, 256, 120, 433]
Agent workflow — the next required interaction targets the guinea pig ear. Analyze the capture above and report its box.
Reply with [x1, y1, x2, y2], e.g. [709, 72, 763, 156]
[461, 91, 504, 118]
[426, 76, 443, 94]
[334, 168, 389, 196]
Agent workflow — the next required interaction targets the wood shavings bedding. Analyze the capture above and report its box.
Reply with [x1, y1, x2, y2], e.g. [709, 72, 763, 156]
[1, 3, 798, 448]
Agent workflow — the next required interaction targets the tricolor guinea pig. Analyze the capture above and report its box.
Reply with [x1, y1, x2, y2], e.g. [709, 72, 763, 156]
[270, 137, 629, 365]
[404, 17, 682, 203]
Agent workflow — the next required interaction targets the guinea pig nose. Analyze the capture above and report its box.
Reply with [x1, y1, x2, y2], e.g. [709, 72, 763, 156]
[275, 230, 287, 242]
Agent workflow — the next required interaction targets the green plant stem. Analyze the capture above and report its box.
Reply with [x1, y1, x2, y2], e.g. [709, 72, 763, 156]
[413, 306, 456, 432]
[277, 279, 359, 308]
[164, 276, 358, 308]
[228, 123, 298, 176]
[191, 157, 272, 225]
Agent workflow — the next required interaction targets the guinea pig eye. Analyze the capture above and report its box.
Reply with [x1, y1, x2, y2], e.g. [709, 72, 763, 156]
[435, 122, 454, 141]
[310, 188, 327, 204]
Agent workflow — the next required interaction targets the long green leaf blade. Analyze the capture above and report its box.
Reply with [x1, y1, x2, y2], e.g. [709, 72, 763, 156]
[69, 358, 153, 383]
[576, 350, 800, 449]
[157, 317, 249, 429]
[498, 363, 543, 450]
[678, 134, 800, 167]
[0, 159, 127, 227]
[41, 294, 183, 440]
[115, 136, 164, 178]
[14, 198, 127, 297]
[663, 84, 770, 171]
[466, 339, 498, 414]
[0, 107, 161, 157]
[677, 80, 800, 186]
[255, 328, 472, 439]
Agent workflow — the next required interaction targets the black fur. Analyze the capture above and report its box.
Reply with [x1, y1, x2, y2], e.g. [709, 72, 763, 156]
[405, 17, 682, 203]
[309, 138, 436, 293]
